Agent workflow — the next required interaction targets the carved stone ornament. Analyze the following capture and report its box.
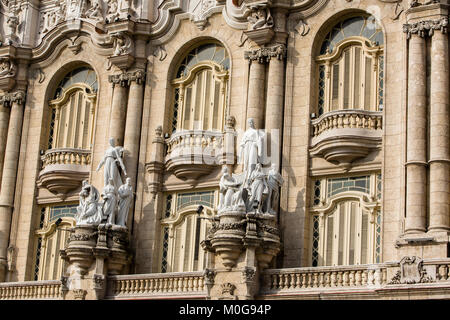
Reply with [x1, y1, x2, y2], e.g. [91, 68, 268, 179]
[244, 44, 287, 64]
[109, 70, 145, 87]
[246, 4, 273, 30]
[221, 282, 236, 295]
[403, 17, 449, 39]
[388, 256, 434, 284]
[72, 289, 87, 300]
[0, 58, 17, 78]
[0, 90, 26, 107]
[204, 269, 217, 284]
[242, 267, 256, 282]
[111, 32, 132, 56]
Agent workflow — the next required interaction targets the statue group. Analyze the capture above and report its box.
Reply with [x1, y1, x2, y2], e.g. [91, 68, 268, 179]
[218, 118, 284, 214]
[75, 138, 133, 227]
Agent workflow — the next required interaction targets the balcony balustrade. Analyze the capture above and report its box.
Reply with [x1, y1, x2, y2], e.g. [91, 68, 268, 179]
[37, 148, 91, 199]
[310, 110, 383, 167]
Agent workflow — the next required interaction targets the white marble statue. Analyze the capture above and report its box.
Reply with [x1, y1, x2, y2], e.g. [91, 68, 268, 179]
[266, 164, 284, 214]
[101, 178, 118, 225]
[239, 118, 263, 186]
[117, 178, 133, 227]
[96, 137, 127, 190]
[86, 0, 103, 20]
[76, 180, 103, 225]
[248, 163, 268, 212]
[218, 167, 241, 211]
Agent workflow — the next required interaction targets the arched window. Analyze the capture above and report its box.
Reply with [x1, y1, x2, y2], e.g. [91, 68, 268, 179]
[33, 205, 77, 280]
[171, 43, 230, 133]
[160, 190, 217, 272]
[316, 15, 384, 116]
[48, 67, 98, 150]
[311, 174, 382, 267]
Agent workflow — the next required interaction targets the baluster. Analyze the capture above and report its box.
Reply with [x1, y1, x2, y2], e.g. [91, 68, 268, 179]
[343, 271, 349, 286]
[330, 272, 337, 287]
[294, 273, 301, 289]
[313, 273, 319, 288]
[337, 272, 343, 287]
[307, 273, 313, 288]
[148, 278, 155, 292]
[368, 269, 375, 286]
[301, 273, 307, 288]
[349, 270, 356, 286]
[361, 270, 368, 286]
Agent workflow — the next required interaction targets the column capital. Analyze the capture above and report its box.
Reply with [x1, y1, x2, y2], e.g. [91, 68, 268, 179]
[403, 16, 449, 39]
[244, 44, 286, 64]
[108, 70, 146, 87]
[0, 90, 26, 107]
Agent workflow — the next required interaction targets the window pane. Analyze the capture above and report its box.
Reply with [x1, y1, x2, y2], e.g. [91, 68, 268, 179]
[332, 64, 340, 110]
[354, 47, 361, 109]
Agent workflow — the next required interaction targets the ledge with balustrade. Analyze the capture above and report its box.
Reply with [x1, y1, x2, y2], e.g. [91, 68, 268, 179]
[104, 271, 207, 300]
[165, 130, 231, 181]
[37, 148, 91, 199]
[2, 259, 450, 300]
[259, 258, 450, 299]
[0, 280, 63, 300]
[310, 110, 383, 167]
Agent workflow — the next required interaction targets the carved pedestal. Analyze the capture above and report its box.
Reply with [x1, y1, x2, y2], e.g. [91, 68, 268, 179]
[206, 208, 281, 300]
[60, 224, 130, 300]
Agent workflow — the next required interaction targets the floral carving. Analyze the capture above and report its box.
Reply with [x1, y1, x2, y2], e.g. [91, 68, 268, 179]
[403, 17, 449, 38]
[244, 44, 287, 64]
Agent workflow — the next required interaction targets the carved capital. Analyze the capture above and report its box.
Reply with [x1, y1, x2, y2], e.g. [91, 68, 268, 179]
[108, 70, 145, 87]
[403, 16, 449, 38]
[0, 90, 26, 107]
[244, 44, 286, 64]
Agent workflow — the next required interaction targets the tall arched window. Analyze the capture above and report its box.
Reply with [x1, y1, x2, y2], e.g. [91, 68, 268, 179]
[310, 174, 382, 267]
[33, 205, 77, 280]
[171, 43, 230, 133]
[316, 15, 384, 116]
[160, 191, 217, 272]
[48, 67, 98, 150]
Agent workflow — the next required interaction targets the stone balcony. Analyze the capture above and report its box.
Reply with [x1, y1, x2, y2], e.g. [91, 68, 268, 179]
[37, 148, 91, 199]
[2, 258, 450, 300]
[165, 130, 228, 181]
[310, 110, 383, 167]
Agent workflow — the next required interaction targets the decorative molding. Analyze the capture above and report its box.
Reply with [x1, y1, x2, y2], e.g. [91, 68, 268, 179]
[389, 256, 434, 284]
[403, 17, 449, 38]
[108, 70, 146, 87]
[72, 289, 87, 300]
[221, 282, 236, 295]
[69, 231, 98, 242]
[0, 57, 17, 83]
[242, 267, 256, 282]
[0, 90, 26, 107]
[244, 44, 286, 64]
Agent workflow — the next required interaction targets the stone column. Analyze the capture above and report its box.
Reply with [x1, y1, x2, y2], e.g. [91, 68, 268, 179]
[264, 45, 286, 168]
[0, 103, 10, 185]
[428, 29, 450, 232]
[245, 51, 266, 130]
[123, 70, 145, 226]
[108, 73, 130, 146]
[0, 91, 25, 281]
[405, 33, 427, 234]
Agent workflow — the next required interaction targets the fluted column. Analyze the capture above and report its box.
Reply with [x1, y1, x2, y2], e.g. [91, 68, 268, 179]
[428, 29, 450, 232]
[123, 70, 145, 226]
[0, 103, 10, 185]
[405, 33, 427, 234]
[265, 45, 286, 168]
[0, 91, 25, 281]
[108, 73, 130, 146]
[245, 51, 266, 130]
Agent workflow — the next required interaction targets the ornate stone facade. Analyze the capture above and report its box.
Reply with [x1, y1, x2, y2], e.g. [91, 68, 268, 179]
[0, 0, 449, 301]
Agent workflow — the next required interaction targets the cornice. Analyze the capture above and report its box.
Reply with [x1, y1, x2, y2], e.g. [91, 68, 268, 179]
[403, 16, 449, 38]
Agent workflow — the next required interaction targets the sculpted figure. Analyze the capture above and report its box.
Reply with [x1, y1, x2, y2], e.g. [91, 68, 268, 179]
[239, 118, 263, 186]
[218, 167, 241, 211]
[266, 164, 284, 214]
[0, 58, 16, 78]
[96, 137, 127, 190]
[248, 163, 268, 212]
[102, 179, 118, 225]
[117, 178, 133, 227]
[247, 5, 273, 30]
[76, 180, 103, 225]
[106, 0, 119, 22]
[86, 0, 103, 20]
